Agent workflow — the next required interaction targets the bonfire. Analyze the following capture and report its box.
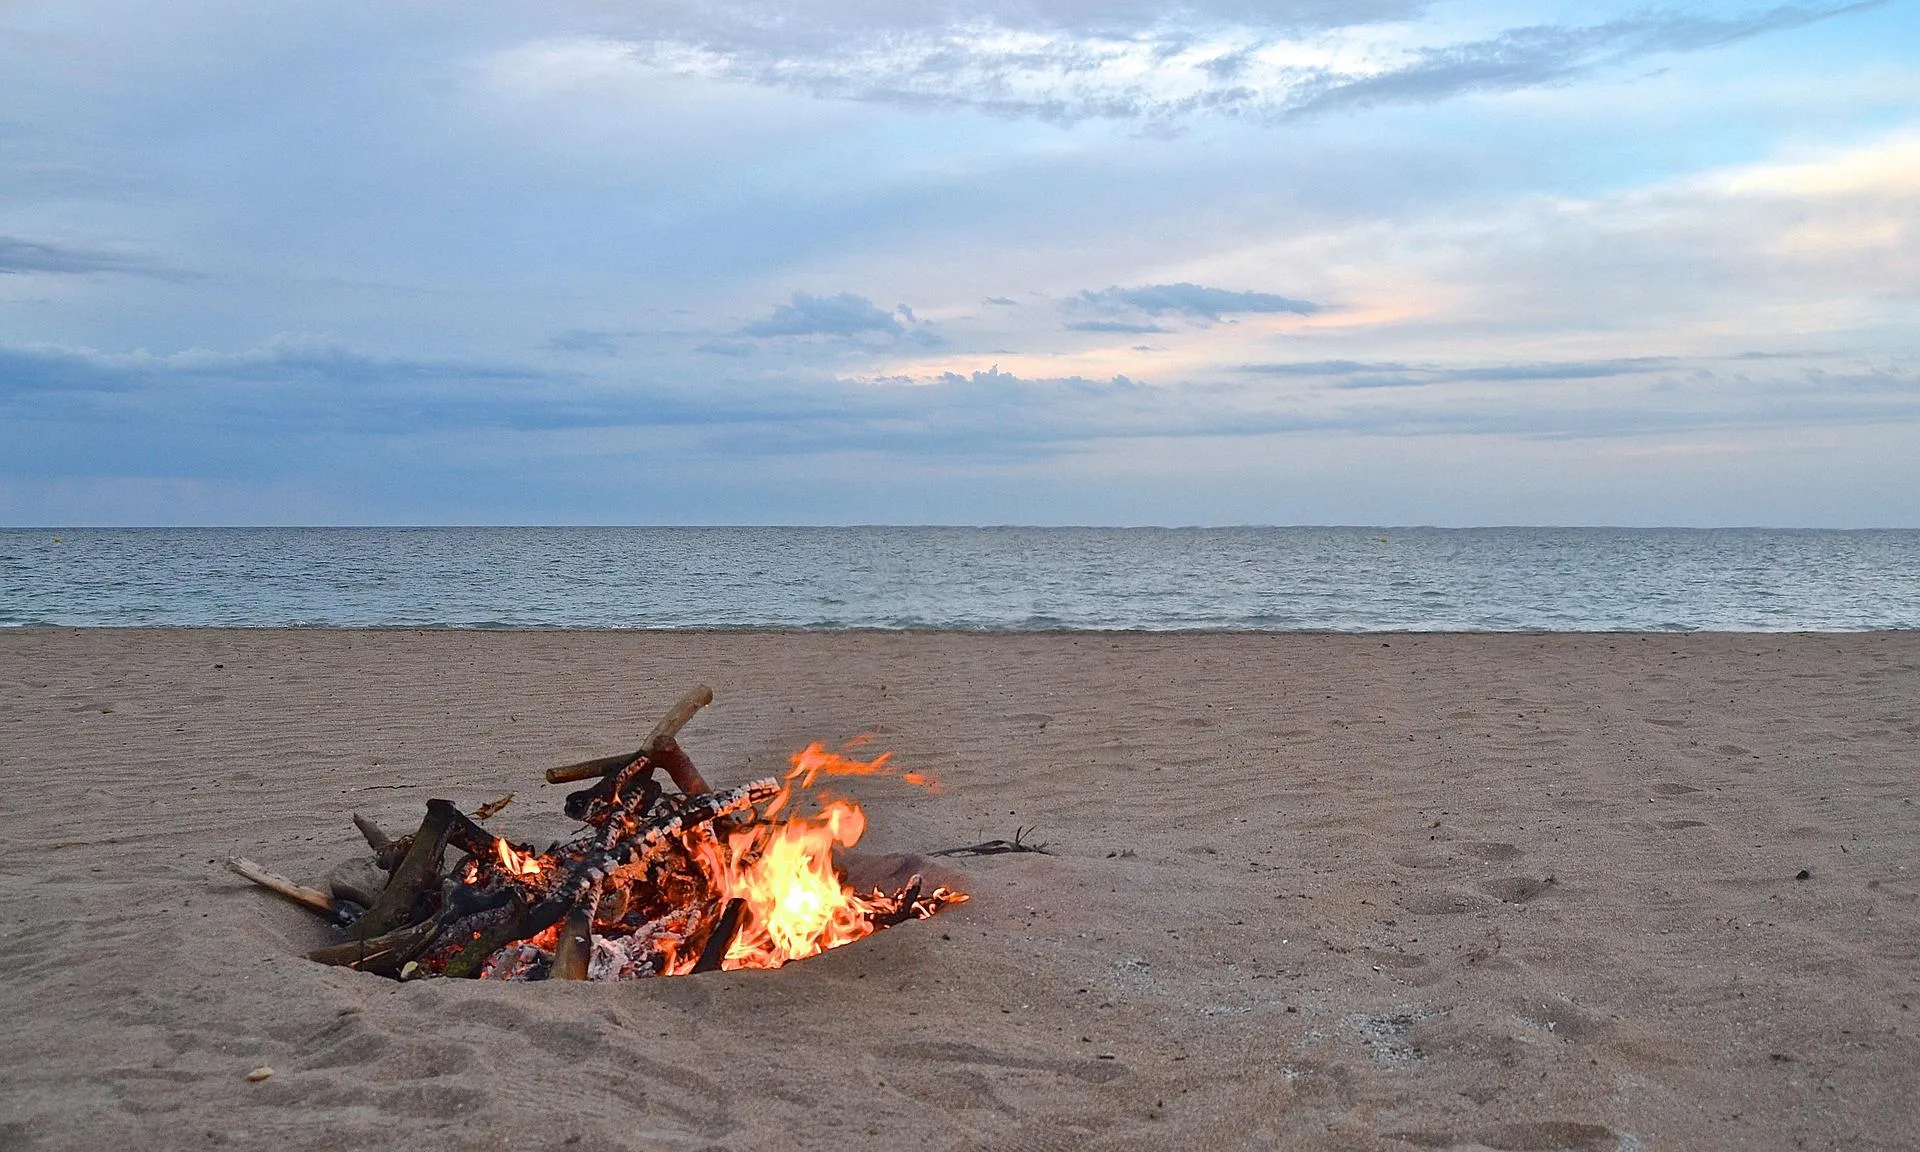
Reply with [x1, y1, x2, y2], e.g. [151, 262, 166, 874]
[226, 686, 968, 980]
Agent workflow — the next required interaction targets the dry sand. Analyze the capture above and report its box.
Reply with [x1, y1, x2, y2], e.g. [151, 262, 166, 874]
[1, 630, 1916, 1151]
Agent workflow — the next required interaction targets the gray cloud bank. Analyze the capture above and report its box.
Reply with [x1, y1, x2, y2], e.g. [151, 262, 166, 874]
[1084, 283, 1324, 321]
[0, 236, 177, 278]
[5, 340, 1913, 474]
[741, 291, 903, 338]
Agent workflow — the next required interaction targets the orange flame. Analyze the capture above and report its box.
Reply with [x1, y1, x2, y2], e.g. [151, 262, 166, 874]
[454, 738, 966, 980]
[785, 742, 939, 791]
[679, 742, 959, 972]
[495, 838, 542, 877]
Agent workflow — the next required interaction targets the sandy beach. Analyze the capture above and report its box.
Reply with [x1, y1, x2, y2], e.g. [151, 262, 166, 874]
[1, 629, 1915, 1151]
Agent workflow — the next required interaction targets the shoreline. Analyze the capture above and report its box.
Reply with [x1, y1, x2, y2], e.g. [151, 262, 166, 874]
[6, 624, 1918, 634]
[2, 629, 1915, 1150]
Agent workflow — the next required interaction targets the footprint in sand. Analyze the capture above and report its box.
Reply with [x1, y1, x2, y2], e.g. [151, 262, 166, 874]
[1398, 889, 1486, 916]
[600, 1050, 733, 1137]
[887, 1040, 1130, 1084]
[1480, 877, 1554, 904]
[1459, 842, 1524, 862]
[1386, 1120, 1624, 1150]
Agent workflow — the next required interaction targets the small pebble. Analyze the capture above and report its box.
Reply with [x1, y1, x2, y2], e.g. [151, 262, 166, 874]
[246, 1067, 274, 1082]
[1796, 869, 1811, 881]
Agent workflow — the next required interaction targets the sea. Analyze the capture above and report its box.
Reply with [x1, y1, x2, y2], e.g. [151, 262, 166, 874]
[2, 526, 1916, 631]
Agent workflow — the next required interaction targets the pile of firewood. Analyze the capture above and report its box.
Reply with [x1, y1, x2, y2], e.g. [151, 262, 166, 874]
[226, 687, 964, 980]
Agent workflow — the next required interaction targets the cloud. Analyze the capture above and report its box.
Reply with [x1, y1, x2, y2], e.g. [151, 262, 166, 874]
[1082, 282, 1324, 322]
[5, 335, 1917, 521]
[1284, 3, 1886, 118]
[0, 235, 177, 277]
[1065, 320, 1169, 334]
[740, 291, 905, 338]
[0, 345, 142, 395]
[983, 296, 1020, 306]
[554, 2, 1879, 125]
[546, 329, 623, 355]
[0, 338, 564, 432]
[1238, 358, 1677, 388]
[1237, 360, 1407, 376]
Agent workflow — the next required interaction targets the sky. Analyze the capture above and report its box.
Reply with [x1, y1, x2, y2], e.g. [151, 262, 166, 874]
[1, 0, 1916, 526]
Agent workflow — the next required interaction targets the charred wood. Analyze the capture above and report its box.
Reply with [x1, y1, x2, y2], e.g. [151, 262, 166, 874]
[691, 897, 746, 974]
[308, 916, 443, 976]
[872, 875, 924, 929]
[593, 884, 631, 930]
[352, 799, 458, 941]
[352, 813, 414, 872]
[441, 778, 776, 978]
[652, 738, 710, 797]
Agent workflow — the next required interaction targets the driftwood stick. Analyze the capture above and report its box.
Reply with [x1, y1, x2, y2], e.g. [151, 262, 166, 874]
[307, 917, 442, 975]
[641, 684, 715, 755]
[352, 799, 458, 941]
[691, 897, 746, 974]
[328, 876, 380, 908]
[352, 813, 393, 853]
[353, 814, 412, 872]
[546, 750, 634, 784]
[545, 685, 714, 785]
[226, 857, 334, 917]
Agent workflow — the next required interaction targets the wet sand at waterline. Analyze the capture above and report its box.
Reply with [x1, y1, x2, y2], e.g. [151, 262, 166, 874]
[1, 630, 1915, 1151]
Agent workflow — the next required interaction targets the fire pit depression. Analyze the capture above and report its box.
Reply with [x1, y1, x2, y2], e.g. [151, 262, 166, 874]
[226, 686, 968, 981]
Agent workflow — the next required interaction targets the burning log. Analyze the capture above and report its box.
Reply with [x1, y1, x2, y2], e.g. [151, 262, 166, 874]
[690, 897, 746, 974]
[651, 738, 710, 797]
[593, 884, 630, 929]
[440, 777, 778, 978]
[232, 689, 969, 981]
